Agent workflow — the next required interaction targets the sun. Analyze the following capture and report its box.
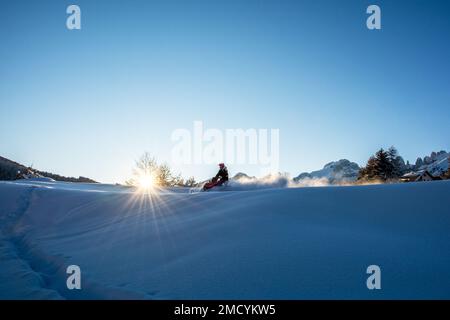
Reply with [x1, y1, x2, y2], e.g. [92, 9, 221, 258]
[138, 173, 155, 191]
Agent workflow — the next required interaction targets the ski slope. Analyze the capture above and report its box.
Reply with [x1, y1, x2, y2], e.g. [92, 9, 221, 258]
[1, 179, 450, 299]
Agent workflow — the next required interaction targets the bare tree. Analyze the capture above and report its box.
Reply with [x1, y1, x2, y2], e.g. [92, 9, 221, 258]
[185, 176, 197, 187]
[156, 163, 173, 187]
[126, 152, 160, 186]
[127, 152, 198, 187]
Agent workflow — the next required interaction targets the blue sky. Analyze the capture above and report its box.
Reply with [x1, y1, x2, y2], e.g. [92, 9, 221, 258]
[1, 0, 449, 183]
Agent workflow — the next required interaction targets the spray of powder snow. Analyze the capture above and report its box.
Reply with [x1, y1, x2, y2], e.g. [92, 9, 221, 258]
[223, 174, 331, 191]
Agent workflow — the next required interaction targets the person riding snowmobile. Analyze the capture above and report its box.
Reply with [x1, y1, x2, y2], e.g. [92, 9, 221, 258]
[214, 163, 229, 186]
[203, 163, 229, 190]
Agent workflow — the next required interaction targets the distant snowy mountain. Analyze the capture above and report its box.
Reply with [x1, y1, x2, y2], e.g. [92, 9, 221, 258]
[409, 150, 449, 177]
[292, 150, 449, 184]
[294, 159, 360, 184]
[232, 172, 256, 181]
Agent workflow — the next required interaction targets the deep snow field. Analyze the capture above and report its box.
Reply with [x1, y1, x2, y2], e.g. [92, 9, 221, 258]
[1, 179, 450, 299]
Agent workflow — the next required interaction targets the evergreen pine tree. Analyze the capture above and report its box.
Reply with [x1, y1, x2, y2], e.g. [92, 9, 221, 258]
[374, 148, 394, 181]
[387, 146, 404, 178]
[358, 147, 404, 182]
[358, 156, 377, 181]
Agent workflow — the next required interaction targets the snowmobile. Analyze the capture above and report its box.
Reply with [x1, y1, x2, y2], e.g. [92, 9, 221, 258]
[187, 178, 227, 194]
[200, 163, 229, 191]
[202, 177, 227, 191]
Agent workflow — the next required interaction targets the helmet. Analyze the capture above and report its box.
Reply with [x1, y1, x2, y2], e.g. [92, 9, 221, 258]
[218, 163, 225, 168]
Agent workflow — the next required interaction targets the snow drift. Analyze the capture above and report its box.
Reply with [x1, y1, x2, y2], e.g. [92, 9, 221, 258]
[1, 179, 450, 299]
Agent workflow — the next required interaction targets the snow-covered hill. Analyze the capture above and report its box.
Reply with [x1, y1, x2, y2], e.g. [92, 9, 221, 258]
[0, 155, 97, 183]
[294, 159, 360, 184]
[411, 150, 449, 177]
[1, 179, 450, 299]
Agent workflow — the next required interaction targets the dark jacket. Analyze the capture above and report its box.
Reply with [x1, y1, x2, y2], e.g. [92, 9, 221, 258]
[215, 167, 229, 182]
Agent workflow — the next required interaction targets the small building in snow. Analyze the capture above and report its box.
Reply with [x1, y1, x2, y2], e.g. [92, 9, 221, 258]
[400, 170, 442, 182]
